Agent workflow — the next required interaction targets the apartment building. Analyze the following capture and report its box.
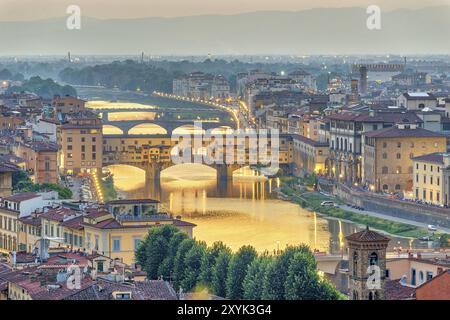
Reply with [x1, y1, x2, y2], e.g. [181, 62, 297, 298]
[12, 141, 58, 184]
[412, 152, 450, 205]
[363, 123, 446, 193]
[58, 115, 103, 175]
[173, 72, 230, 100]
[52, 95, 86, 115]
[396, 92, 437, 111]
[292, 134, 329, 176]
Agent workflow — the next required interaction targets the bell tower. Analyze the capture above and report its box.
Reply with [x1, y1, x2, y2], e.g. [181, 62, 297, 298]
[346, 226, 390, 300]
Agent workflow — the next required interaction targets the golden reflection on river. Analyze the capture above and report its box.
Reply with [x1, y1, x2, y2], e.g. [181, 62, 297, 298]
[105, 164, 423, 254]
[106, 164, 335, 253]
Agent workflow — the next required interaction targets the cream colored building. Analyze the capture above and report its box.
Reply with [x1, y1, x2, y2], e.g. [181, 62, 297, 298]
[412, 152, 450, 205]
[0, 207, 18, 254]
[387, 256, 449, 287]
[363, 123, 447, 193]
[292, 134, 329, 176]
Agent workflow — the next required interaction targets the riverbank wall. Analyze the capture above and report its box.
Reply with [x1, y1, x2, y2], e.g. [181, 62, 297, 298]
[331, 183, 450, 228]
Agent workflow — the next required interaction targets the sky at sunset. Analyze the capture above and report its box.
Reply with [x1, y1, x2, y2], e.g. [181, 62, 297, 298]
[0, 0, 449, 21]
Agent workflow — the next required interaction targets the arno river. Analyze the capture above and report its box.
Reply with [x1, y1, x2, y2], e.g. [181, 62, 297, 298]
[106, 163, 428, 254]
[77, 87, 430, 254]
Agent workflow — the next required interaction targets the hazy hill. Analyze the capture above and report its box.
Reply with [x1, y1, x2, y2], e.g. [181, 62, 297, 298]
[0, 6, 449, 55]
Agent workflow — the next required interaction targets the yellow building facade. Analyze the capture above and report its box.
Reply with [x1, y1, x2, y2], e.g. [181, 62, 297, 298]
[363, 124, 447, 193]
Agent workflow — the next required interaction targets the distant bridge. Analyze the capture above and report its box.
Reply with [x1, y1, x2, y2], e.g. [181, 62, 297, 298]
[97, 109, 236, 135]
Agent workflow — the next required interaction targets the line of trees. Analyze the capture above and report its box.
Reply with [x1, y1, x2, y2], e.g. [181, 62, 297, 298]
[7, 76, 77, 99]
[136, 225, 343, 300]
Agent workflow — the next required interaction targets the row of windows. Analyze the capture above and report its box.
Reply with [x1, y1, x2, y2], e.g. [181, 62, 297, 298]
[381, 166, 413, 174]
[0, 216, 16, 232]
[67, 137, 97, 143]
[415, 174, 440, 186]
[415, 188, 441, 203]
[416, 163, 441, 173]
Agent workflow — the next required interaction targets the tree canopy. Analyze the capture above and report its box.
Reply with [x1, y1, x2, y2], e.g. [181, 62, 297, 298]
[136, 225, 342, 300]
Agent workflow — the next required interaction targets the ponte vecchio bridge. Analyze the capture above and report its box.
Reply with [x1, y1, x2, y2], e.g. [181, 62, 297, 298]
[102, 132, 292, 182]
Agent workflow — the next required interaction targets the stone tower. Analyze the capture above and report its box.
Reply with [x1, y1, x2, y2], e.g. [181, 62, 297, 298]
[346, 226, 390, 300]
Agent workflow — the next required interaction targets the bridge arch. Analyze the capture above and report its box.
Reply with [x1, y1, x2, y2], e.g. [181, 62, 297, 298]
[173, 124, 206, 135]
[128, 123, 168, 135]
[102, 125, 124, 135]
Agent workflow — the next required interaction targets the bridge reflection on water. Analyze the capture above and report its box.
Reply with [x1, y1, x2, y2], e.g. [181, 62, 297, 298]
[104, 163, 430, 254]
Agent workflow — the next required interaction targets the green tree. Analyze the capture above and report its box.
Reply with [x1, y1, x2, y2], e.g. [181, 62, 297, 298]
[284, 251, 340, 300]
[211, 250, 232, 297]
[243, 255, 273, 300]
[172, 238, 196, 290]
[157, 231, 189, 280]
[136, 225, 179, 279]
[225, 245, 257, 299]
[180, 242, 207, 291]
[261, 245, 308, 300]
[198, 241, 230, 286]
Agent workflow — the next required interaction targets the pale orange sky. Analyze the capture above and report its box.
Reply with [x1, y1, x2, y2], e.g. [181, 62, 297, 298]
[0, 0, 449, 21]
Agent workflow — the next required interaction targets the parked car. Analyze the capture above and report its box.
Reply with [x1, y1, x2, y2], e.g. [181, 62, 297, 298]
[320, 201, 336, 207]
[427, 225, 438, 232]
[418, 236, 431, 241]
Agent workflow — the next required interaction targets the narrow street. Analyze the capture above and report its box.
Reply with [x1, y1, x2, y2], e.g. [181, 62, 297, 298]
[337, 204, 450, 234]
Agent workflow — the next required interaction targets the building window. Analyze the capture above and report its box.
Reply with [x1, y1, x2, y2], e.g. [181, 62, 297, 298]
[397, 142, 401, 148]
[430, 176, 433, 185]
[395, 184, 401, 190]
[112, 237, 121, 252]
[133, 237, 141, 250]
[383, 142, 387, 148]
[396, 153, 401, 159]
[382, 153, 387, 159]
[353, 251, 358, 276]
[369, 252, 378, 266]
[382, 167, 388, 174]
[382, 184, 388, 191]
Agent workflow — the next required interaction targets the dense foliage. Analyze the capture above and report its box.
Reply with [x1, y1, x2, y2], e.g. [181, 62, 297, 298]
[136, 225, 342, 300]
[7, 76, 77, 98]
[12, 171, 72, 199]
[59, 60, 179, 93]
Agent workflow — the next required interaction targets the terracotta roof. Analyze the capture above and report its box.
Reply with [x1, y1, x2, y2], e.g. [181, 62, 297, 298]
[292, 134, 329, 147]
[0, 266, 93, 300]
[60, 215, 84, 230]
[345, 227, 390, 242]
[364, 126, 445, 139]
[0, 161, 19, 172]
[41, 207, 80, 222]
[412, 152, 448, 164]
[2, 192, 40, 202]
[385, 280, 416, 300]
[64, 279, 178, 300]
[19, 214, 42, 227]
